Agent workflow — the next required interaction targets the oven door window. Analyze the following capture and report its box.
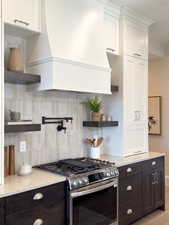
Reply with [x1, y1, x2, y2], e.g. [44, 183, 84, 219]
[73, 186, 117, 225]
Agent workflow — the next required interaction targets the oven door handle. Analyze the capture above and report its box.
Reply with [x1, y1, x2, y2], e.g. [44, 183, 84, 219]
[71, 181, 117, 198]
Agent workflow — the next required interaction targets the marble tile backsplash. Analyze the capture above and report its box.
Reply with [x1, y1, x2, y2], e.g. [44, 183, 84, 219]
[5, 84, 104, 171]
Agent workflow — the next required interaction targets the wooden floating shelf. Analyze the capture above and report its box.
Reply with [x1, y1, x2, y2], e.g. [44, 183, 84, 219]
[83, 121, 119, 128]
[111, 85, 119, 92]
[5, 124, 41, 133]
[5, 70, 41, 85]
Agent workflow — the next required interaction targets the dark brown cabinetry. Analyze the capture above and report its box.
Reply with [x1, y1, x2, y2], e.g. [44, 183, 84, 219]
[0, 199, 4, 225]
[0, 182, 66, 225]
[142, 158, 165, 215]
[119, 156, 165, 225]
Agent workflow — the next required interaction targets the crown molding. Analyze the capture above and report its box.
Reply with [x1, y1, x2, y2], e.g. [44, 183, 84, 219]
[121, 6, 154, 27]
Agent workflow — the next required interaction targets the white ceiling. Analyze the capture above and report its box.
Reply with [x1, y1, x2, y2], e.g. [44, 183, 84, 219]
[121, 0, 169, 46]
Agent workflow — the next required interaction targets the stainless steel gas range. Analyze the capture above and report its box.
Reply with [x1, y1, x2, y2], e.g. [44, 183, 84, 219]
[36, 158, 119, 225]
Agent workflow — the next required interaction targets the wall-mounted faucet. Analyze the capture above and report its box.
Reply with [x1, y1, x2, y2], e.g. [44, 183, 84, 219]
[42, 116, 73, 134]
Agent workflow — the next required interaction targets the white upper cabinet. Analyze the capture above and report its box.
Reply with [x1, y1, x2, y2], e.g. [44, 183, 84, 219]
[123, 21, 148, 60]
[123, 56, 148, 156]
[3, 0, 41, 33]
[104, 14, 119, 56]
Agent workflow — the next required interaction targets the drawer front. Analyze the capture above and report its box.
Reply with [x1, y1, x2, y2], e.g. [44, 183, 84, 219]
[119, 174, 141, 203]
[0, 199, 4, 225]
[119, 202, 141, 225]
[6, 182, 65, 215]
[119, 163, 141, 178]
[6, 204, 65, 225]
[143, 157, 164, 170]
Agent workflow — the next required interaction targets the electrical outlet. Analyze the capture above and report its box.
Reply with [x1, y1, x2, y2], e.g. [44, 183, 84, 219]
[20, 141, 27, 152]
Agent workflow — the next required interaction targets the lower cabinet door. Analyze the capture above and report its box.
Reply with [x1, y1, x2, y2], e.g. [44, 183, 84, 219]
[6, 204, 65, 225]
[142, 170, 154, 215]
[154, 167, 165, 209]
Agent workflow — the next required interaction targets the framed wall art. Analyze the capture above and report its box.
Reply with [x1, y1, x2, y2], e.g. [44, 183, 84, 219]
[148, 96, 161, 135]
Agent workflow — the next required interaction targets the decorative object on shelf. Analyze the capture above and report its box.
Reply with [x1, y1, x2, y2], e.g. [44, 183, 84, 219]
[42, 116, 73, 134]
[107, 115, 113, 121]
[101, 114, 106, 121]
[18, 164, 32, 176]
[4, 145, 16, 176]
[7, 48, 24, 72]
[85, 136, 103, 159]
[81, 96, 102, 121]
[9, 110, 21, 121]
[148, 96, 161, 135]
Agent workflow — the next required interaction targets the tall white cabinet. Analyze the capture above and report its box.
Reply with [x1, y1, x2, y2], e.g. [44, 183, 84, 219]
[104, 9, 153, 157]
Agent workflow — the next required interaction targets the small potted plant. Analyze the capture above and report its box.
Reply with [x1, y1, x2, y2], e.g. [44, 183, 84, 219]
[81, 96, 102, 121]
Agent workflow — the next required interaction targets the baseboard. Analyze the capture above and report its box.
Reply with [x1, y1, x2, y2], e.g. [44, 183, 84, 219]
[165, 176, 169, 186]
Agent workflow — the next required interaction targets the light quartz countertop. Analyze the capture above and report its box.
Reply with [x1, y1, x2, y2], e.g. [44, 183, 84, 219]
[101, 152, 165, 167]
[0, 169, 66, 198]
[0, 152, 165, 198]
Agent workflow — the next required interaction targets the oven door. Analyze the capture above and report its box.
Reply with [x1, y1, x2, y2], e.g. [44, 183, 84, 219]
[69, 179, 118, 225]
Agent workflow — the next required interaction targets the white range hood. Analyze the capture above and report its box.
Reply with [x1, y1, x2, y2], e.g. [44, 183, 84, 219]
[27, 0, 118, 94]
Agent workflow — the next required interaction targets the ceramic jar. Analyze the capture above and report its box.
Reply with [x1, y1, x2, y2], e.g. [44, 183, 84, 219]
[7, 48, 24, 72]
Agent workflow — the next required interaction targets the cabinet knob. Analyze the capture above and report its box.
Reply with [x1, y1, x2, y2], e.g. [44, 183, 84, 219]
[152, 161, 156, 166]
[127, 209, 133, 215]
[33, 193, 44, 200]
[126, 168, 132, 173]
[126, 185, 133, 191]
[33, 219, 44, 225]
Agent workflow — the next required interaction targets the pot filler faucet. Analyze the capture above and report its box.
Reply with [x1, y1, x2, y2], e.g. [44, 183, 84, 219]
[42, 116, 73, 133]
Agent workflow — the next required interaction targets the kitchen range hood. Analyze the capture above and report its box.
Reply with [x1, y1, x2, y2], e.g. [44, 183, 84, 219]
[27, 0, 116, 94]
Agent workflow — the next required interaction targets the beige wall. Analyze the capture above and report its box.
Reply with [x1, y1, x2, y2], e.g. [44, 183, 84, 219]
[149, 57, 169, 175]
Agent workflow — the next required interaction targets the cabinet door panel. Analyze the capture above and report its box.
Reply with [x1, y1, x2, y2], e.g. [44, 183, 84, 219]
[4, 0, 40, 32]
[142, 170, 154, 215]
[123, 56, 148, 155]
[124, 21, 148, 59]
[154, 167, 165, 209]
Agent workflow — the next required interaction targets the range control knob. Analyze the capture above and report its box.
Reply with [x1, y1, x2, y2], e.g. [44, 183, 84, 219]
[72, 180, 78, 188]
[78, 180, 83, 185]
[106, 172, 110, 177]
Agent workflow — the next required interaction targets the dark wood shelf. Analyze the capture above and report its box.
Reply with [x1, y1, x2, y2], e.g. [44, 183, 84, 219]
[5, 70, 41, 85]
[5, 124, 41, 133]
[83, 121, 119, 128]
[111, 85, 119, 92]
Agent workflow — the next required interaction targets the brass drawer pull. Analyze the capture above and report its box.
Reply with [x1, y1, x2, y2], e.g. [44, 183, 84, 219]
[33, 193, 44, 200]
[33, 219, 44, 225]
[126, 185, 133, 191]
[126, 168, 132, 173]
[127, 209, 133, 215]
[152, 161, 156, 166]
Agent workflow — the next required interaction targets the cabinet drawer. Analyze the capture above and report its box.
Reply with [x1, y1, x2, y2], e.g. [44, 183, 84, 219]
[144, 157, 164, 170]
[119, 174, 141, 203]
[6, 204, 65, 225]
[0, 199, 4, 225]
[119, 202, 141, 225]
[119, 163, 141, 178]
[6, 182, 65, 215]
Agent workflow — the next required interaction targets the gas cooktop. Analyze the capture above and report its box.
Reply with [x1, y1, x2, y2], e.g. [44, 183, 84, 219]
[36, 158, 115, 176]
[35, 158, 119, 190]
